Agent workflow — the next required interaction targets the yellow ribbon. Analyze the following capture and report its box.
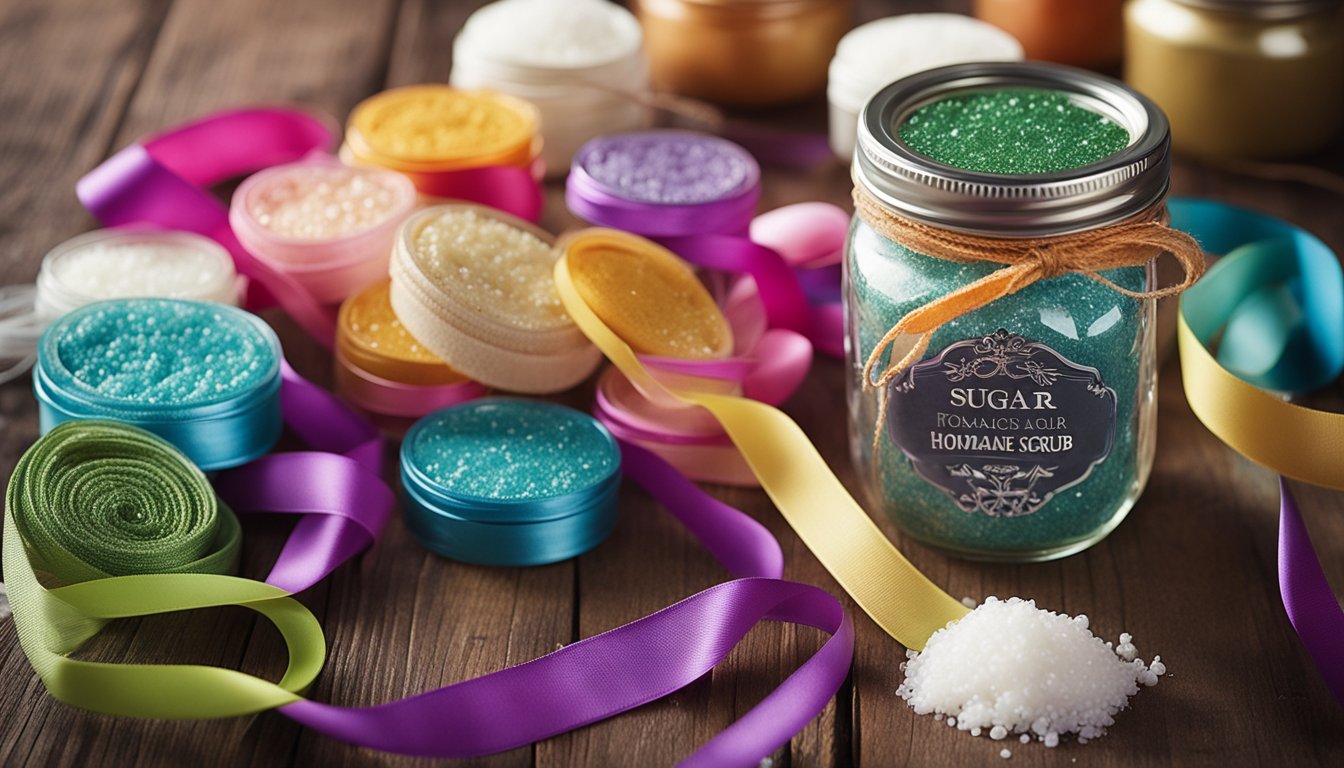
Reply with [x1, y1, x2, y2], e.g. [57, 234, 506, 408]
[1177, 315, 1344, 490]
[556, 229, 968, 649]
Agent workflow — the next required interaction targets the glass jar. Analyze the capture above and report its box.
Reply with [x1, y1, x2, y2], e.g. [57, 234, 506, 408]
[450, 0, 652, 176]
[1125, 0, 1344, 159]
[633, 0, 852, 107]
[974, 0, 1125, 70]
[846, 62, 1171, 561]
[827, 14, 1023, 160]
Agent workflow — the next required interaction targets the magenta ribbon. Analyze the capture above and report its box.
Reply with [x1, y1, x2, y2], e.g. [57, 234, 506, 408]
[406, 162, 546, 223]
[1279, 481, 1344, 702]
[77, 108, 342, 347]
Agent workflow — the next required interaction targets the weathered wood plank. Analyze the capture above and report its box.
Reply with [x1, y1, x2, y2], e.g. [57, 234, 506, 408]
[284, 3, 576, 767]
[1, 1, 404, 766]
[4, 0, 1344, 766]
[0, 1, 175, 763]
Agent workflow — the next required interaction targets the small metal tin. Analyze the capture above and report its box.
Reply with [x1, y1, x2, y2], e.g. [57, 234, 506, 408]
[855, 62, 1171, 237]
[566, 130, 761, 237]
[400, 399, 622, 566]
[35, 299, 282, 471]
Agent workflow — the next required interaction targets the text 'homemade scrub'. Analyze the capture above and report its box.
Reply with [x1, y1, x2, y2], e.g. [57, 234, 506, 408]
[846, 63, 1204, 561]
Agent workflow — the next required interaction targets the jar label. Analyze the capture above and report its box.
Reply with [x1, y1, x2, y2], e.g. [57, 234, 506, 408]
[886, 329, 1117, 517]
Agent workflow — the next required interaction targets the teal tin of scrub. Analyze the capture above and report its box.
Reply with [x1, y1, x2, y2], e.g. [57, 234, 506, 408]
[400, 398, 621, 566]
[846, 62, 1177, 562]
[35, 298, 282, 471]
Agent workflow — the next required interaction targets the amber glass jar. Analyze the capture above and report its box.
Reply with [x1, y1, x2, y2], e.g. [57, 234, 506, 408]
[633, 0, 852, 107]
[975, 0, 1125, 70]
[1125, 0, 1344, 159]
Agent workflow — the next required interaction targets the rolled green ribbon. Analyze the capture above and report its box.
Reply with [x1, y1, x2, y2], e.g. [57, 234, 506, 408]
[3, 420, 323, 717]
[11, 419, 241, 582]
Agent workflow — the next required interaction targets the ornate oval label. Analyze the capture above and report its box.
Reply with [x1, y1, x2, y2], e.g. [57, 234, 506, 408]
[886, 329, 1117, 517]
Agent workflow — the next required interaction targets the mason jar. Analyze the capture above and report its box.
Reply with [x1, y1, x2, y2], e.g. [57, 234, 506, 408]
[633, 0, 852, 107]
[1125, 0, 1344, 159]
[846, 62, 1173, 561]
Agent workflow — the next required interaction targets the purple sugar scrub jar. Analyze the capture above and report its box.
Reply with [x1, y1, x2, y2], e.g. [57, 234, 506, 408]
[565, 131, 760, 237]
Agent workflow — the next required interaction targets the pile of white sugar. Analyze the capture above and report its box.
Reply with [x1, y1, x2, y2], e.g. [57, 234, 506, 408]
[898, 597, 1165, 751]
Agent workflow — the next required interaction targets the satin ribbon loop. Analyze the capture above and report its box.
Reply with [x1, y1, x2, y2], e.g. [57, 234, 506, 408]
[1173, 196, 1344, 704]
[413, 164, 545, 223]
[556, 230, 969, 649]
[77, 108, 341, 347]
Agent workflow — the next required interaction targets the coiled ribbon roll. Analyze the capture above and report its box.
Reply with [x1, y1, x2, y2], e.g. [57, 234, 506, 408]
[1172, 197, 1344, 703]
[4, 420, 329, 717]
[556, 227, 969, 649]
[35, 299, 283, 472]
[0, 229, 239, 385]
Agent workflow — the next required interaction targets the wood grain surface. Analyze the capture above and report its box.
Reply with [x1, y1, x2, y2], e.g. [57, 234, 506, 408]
[1, 1, 1342, 766]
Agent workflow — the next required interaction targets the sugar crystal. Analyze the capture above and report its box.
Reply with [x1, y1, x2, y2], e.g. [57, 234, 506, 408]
[898, 597, 1163, 751]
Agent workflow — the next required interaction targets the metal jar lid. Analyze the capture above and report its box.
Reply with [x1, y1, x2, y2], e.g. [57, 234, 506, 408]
[1173, 0, 1342, 20]
[854, 62, 1171, 237]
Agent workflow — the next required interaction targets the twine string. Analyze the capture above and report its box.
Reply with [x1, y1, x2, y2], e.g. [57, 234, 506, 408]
[853, 185, 1207, 448]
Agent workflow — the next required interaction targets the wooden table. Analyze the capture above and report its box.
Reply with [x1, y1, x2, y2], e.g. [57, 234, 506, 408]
[2, 1, 1342, 765]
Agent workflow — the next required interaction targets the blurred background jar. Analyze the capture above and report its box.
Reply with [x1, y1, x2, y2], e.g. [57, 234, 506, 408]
[1125, 0, 1344, 159]
[827, 14, 1023, 159]
[974, 0, 1125, 70]
[451, 0, 652, 176]
[633, 0, 852, 108]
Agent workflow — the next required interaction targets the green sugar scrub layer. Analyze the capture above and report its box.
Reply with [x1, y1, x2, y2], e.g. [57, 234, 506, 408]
[899, 88, 1131, 174]
[848, 222, 1150, 557]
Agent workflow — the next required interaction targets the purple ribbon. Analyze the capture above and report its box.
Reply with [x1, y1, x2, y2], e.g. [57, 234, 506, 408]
[1278, 480, 1344, 702]
[214, 359, 392, 593]
[566, 142, 846, 358]
[209, 358, 850, 763]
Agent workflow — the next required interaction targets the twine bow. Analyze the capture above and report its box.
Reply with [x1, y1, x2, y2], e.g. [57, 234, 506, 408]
[853, 186, 1207, 448]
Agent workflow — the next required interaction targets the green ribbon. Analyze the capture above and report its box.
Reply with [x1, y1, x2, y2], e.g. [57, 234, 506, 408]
[3, 420, 323, 717]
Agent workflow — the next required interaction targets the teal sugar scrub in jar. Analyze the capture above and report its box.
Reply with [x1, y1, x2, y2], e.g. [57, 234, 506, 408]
[845, 63, 1204, 561]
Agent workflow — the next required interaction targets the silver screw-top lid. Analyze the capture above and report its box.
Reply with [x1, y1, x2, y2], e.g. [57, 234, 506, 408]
[854, 62, 1171, 238]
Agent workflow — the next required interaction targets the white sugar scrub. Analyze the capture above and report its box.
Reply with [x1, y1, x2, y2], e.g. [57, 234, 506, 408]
[827, 14, 1023, 159]
[450, 0, 651, 175]
[898, 597, 1165, 749]
[35, 229, 238, 316]
[455, 0, 640, 69]
[246, 164, 410, 240]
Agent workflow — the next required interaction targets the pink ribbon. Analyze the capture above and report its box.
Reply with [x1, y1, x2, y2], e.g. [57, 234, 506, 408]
[77, 108, 341, 347]
[333, 348, 488, 419]
[407, 161, 546, 223]
[595, 293, 816, 486]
